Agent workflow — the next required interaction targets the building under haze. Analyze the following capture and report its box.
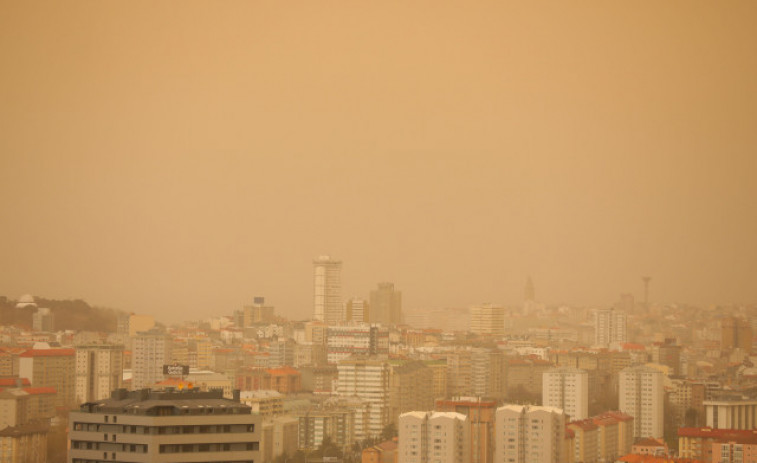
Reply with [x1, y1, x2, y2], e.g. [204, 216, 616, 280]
[345, 297, 369, 323]
[721, 316, 753, 353]
[369, 282, 402, 326]
[619, 365, 664, 438]
[593, 308, 627, 347]
[69, 388, 260, 462]
[542, 367, 589, 421]
[74, 343, 124, 404]
[469, 304, 505, 336]
[132, 329, 172, 390]
[399, 411, 470, 463]
[31, 308, 53, 332]
[313, 256, 343, 324]
[494, 404, 566, 463]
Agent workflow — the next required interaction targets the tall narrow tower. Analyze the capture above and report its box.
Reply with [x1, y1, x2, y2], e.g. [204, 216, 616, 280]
[642, 276, 651, 312]
[313, 256, 343, 324]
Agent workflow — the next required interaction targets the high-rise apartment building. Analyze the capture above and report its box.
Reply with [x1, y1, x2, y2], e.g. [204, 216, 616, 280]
[619, 365, 664, 438]
[436, 397, 497, 463]
[399, 411, 470, 463]
[469, 304, 505, 337]
[543, 367, 589, 420]
[593, 308, 627, 347]
[470, 349, 505, 399]
[132, 330, 172, 390]
[337, 357, 390, 438]
[345, 298, 369, 323]
[313, 256, 343, 324]
[721, 317, 753, 353]
[74, 343, 124, 404]
[388, 360, 435, 426]
[18, 347, 75, 407]
[69, 388, 260, 463]
[494, 404, 567, 463]
[369, 282, 402, 326]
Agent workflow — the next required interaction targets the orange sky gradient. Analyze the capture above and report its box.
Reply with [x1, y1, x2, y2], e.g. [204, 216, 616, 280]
[1, 2, 756, 322]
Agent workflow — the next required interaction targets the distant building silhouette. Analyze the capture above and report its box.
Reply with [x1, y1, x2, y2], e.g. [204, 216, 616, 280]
[369, 282, 402, 325]
[313, 256, 343, 324]
[721, 316, 753, 353]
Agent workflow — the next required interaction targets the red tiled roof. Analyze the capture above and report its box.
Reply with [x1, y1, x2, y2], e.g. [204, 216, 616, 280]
[0, 378, 31, 387]
[22, 387, 56, 395]
[19, 348, 74, 357]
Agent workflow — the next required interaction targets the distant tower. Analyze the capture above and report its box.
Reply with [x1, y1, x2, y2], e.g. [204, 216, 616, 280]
[642, 276, 651, 311]
[313, 256, 343, 324]
[369, 282, 402, 325]
[524, 277, 535, 302]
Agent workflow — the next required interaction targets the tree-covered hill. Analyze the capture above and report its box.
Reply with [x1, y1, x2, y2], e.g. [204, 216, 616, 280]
[0, 296, 122, 332]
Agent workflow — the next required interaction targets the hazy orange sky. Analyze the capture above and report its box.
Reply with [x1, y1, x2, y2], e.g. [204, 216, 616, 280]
[1, 2, 755, 322]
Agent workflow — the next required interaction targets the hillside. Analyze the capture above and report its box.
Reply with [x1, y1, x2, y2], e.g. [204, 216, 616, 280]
[0, 296, 122, 332]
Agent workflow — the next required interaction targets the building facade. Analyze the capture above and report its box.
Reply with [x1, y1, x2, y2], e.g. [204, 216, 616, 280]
[399, 411, 470, 463]
[68, 388, 260, 463]
[74, 343, 124, 404]
[619, 365, 664, 438]
[313, 256, 343, 324]
[542, 367, 589, 420]
[494, 404, 566, 463]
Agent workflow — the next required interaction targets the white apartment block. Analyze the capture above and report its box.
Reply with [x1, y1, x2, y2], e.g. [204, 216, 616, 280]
[705, 399, 757, 430]
[470, 304, 505, 336]
[593, 308, 627, 347]
[336, 358, 390, 439]
[399, 411, 470, 463]
[494, 404, 566, 463]
[75, 343, 124, 404]
[619, 365, 664, 438]
[132, 330, 172, 390]
[327, 324, 389, 365]
[542, 367, 589, 420]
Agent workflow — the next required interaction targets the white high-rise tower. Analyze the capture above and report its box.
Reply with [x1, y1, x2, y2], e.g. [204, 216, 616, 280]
[313, 255, 343, 324]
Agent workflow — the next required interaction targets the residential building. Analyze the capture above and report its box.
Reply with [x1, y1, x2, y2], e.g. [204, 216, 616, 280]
[297, 408, 355, 450]
[369, 282, 402, 326]
[313, 255, 343, 324]
[327, 324, 389, 365]
[469, 304, 505, 337]
[0, 423, 48, 463]
[18, 347, 75, 407]
[619, 365, 664, 438]
[705, 399, 757, 430]
[345, 298, 369, 324]
[494, 404, 566, 463]
[721, 317, 753, 353]
[337, 357, 390, 438]
[470, 349, 505, 399]
[594, 308, 627, 347]
[679, 428, 757, 462]
[542, 367, 589, 420]
[388, 360, 434, 426]
[131, 329, 172, 390]
[399, 411, 470, 463]
[436, 397, 496, 463]
[242, 296, 275, 326]
[74, 343, 124, 404]
[69, 388, 260, 462]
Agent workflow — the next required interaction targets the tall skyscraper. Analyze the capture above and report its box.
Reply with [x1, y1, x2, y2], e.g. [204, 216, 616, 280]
[369, 282, 402, 325]
[313, 256, 343, 324]
[542, 367, 589, 420]
[469, 304, 505, 336]
[74, 343, 124, 404]
[619, 365, 664, 438]
[593, 308, 627, 347]
[399, 411, 470, 463]
[494, 404, 567, 463]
